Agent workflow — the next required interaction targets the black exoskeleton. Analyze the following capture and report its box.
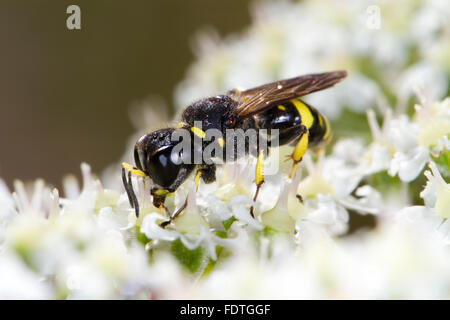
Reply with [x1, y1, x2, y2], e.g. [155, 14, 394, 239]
[122, 71, 347, 225]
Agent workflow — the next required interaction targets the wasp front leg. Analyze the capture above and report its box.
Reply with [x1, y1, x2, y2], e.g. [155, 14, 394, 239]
[155, 164, 214, 228]
[150, 188, 179, 228]
[159, 194, 188, 229]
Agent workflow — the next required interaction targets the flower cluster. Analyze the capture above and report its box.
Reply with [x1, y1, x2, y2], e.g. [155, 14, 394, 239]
[0, 0, 449, 299]
[175, 0, 449, 120]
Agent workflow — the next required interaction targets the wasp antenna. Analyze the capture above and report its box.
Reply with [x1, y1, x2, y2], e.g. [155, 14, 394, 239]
[121, 167, 133, 208]
[122, 167, 140, 217]
[127, 171, 140, 217]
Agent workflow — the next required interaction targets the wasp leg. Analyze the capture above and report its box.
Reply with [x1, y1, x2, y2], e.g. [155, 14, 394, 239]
[151, 188, 169, 210]
[122, 162, 147, 217]
[150, 188, 186, 229]
[250, 149, 265, 218]
[195, 164, 217, 190]
[150, 189, 171, 227]
[194, 170, 202, 190]
[160, 196, 189, 228]
[288, 126, 308, 179]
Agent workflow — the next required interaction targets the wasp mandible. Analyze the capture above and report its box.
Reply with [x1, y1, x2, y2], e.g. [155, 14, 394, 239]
[122, 71, 347, 226]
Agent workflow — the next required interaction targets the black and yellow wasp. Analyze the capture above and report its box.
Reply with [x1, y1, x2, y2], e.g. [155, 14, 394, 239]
[122, 71, 347, 225]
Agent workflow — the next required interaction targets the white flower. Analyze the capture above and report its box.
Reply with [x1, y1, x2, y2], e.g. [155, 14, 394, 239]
[0, 164, 157, 299]
[384, 115, 429, 182]
[260, 139, 382, 240]
[365, 95, 449, 183]
[396, 161, 450, 242]
[397, 62, 448, 104]
[422, 162, 450, 219]
[141, 213, 179, 242]
[1, 0, 450, 300]
[141, 211, 248, 261]
[175, 0, 449, 121]
[432, 136, 450, 156]
[389, 146, 429, 182]
[0, 253, 52, 299]
[0, 180, 16, 245]
[175, 213, 450, 299]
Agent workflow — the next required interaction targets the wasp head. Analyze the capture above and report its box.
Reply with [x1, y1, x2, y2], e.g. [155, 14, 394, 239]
[134, 128, 196, 192]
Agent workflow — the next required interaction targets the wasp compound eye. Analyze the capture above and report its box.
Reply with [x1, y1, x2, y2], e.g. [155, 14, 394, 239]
[147, 146, 184, 188]
[134, 147, 147, 173]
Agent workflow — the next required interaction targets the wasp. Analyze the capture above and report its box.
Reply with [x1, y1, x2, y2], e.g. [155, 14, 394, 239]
[122, 71, 347, 225]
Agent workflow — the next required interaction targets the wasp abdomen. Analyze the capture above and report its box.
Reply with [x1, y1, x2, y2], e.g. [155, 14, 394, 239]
[256, 99, 330, 148]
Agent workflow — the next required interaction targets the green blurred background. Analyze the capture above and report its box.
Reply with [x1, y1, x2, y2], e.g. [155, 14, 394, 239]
[0, 0, 251, 188]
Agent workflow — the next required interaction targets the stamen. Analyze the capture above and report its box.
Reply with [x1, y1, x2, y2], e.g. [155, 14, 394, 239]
[367, 109, 381, 141]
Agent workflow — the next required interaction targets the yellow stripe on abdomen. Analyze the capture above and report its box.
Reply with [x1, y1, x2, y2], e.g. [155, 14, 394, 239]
[318, 113, 324, 126]
[323, 116, 331, 140]
[291, 99, 314, 129]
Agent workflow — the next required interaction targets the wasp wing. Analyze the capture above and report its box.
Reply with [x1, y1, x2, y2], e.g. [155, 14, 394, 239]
[230, 70, 347, 118]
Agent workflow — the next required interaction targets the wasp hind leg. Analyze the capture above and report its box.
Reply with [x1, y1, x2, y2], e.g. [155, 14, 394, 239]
[250, 149, 265, 218]
[287, 126, 308, 179]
